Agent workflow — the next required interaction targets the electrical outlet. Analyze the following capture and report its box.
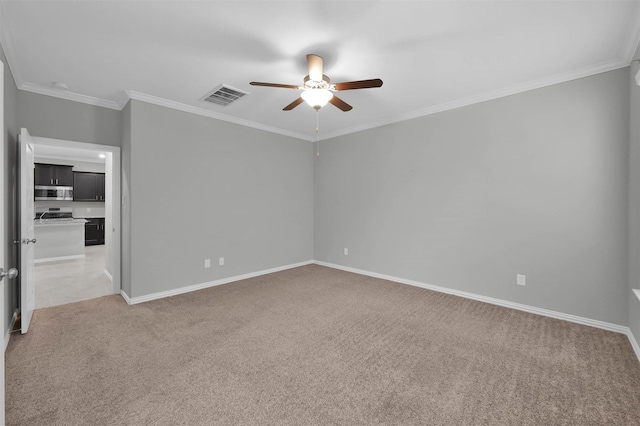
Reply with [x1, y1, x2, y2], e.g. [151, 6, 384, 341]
[517, 274, 526, 286]
[219, 257, 224, 266]
[344, 248, 348, 255]
[204, 259, 210, 269]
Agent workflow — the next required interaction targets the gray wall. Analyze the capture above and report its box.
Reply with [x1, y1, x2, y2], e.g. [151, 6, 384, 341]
[2, 45, 19, 335]
[629, 47, 640, 343]
[121, 102, 132, 296]
[315, 69, 629, 326]
[18, 91, 122, 146]
[124, 100, 314, 298]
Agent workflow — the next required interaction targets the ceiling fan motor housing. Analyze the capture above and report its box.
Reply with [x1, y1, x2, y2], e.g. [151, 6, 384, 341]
[303, 75, 332, 90]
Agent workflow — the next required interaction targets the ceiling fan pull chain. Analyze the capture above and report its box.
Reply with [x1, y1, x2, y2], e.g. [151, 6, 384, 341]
[316, 110, 320, 158]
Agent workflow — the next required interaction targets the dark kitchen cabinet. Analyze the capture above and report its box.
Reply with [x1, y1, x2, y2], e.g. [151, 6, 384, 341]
[34, 163, 74, 186]
[84, 218, 105, 246]
[34, 164, 52, 185]
[74, 172, 106, 202]
[97, 173, 105, 201]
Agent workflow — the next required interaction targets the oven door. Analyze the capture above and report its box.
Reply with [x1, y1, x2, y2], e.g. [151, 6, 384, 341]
[34, 186, 73, 201]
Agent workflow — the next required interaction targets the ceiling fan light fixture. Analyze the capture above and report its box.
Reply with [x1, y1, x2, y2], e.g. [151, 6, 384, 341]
[250, 53, 381, 112]
[301, 89, 333, 110]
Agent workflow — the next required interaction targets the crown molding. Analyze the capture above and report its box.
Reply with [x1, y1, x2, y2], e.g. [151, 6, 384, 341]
[319, 59, 630, 141]
[10, 55, 629, 144]
[125, 90, 314, 142]
[0, 7, 632, 147]
[115, 90, 131, 110]
[18, 82, 121, 110]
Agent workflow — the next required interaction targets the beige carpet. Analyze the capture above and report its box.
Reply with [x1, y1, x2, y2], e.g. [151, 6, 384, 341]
[6, 265, 640, 425]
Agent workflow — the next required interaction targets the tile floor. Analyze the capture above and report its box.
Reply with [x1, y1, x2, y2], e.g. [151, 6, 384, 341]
[34, 244, 114, 309]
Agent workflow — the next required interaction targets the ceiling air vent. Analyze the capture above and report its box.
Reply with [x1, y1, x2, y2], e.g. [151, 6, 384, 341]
[201, 84, 249, 106]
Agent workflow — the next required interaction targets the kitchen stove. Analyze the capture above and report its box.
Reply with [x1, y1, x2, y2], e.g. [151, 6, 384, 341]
[35, 207, 74, 222]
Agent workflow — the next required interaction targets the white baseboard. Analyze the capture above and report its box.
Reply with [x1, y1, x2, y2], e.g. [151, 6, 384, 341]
[316, 261, 640, 363]
[120, 260, 314, 305]
[314, 261, 630, 335]
[4, 310, 18, 352]
[120, 290, 132, 304]
[35, 254, 85, 264]
[628, 329, 640, 362]
[104, 268, 113, 282]
[113, 258, 639, 363]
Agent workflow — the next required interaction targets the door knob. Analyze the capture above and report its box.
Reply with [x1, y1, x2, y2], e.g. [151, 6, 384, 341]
[23, 238, 37, 244]
[0, 268, 18, 281]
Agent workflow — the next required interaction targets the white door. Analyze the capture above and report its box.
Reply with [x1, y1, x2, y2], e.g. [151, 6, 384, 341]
[0, 57, 6, 426]
[19, 129, 35, 334]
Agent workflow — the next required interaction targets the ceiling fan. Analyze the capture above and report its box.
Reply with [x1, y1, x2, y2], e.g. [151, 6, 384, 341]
[250, 54, 383, 112]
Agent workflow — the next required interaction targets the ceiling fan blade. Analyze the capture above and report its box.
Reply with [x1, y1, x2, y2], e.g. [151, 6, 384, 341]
[307, 54, 324, 82]
[250, 82, 299, 89]
[283, 97, 305, 111]
[334, 79, 383, 91]
[328, 95, 353, 112]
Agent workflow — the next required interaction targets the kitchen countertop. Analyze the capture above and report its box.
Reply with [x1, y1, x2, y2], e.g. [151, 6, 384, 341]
[34, 219, 88, 226]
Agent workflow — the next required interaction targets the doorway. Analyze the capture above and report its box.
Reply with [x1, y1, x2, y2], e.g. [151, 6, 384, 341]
[27, 136, 121, 308]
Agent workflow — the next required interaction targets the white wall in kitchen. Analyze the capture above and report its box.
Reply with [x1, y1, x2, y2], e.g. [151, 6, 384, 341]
[73, 205, 105, 218]
[34, 200, 105, 218]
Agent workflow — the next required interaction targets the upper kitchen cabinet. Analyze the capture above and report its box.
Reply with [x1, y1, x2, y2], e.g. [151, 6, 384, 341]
[34, 163, 74, 186]
[97, 173, 105, 201]
[74, 172, 106, 202]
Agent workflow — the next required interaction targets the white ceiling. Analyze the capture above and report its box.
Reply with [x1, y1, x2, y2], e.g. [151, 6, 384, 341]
[1, 1, 639, 141]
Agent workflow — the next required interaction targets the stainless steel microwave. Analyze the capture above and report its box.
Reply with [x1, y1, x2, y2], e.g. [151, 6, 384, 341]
[34, 185, 73, 201]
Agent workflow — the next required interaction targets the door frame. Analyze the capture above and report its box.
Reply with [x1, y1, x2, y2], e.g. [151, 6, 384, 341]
[29, 137, 121, 295]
